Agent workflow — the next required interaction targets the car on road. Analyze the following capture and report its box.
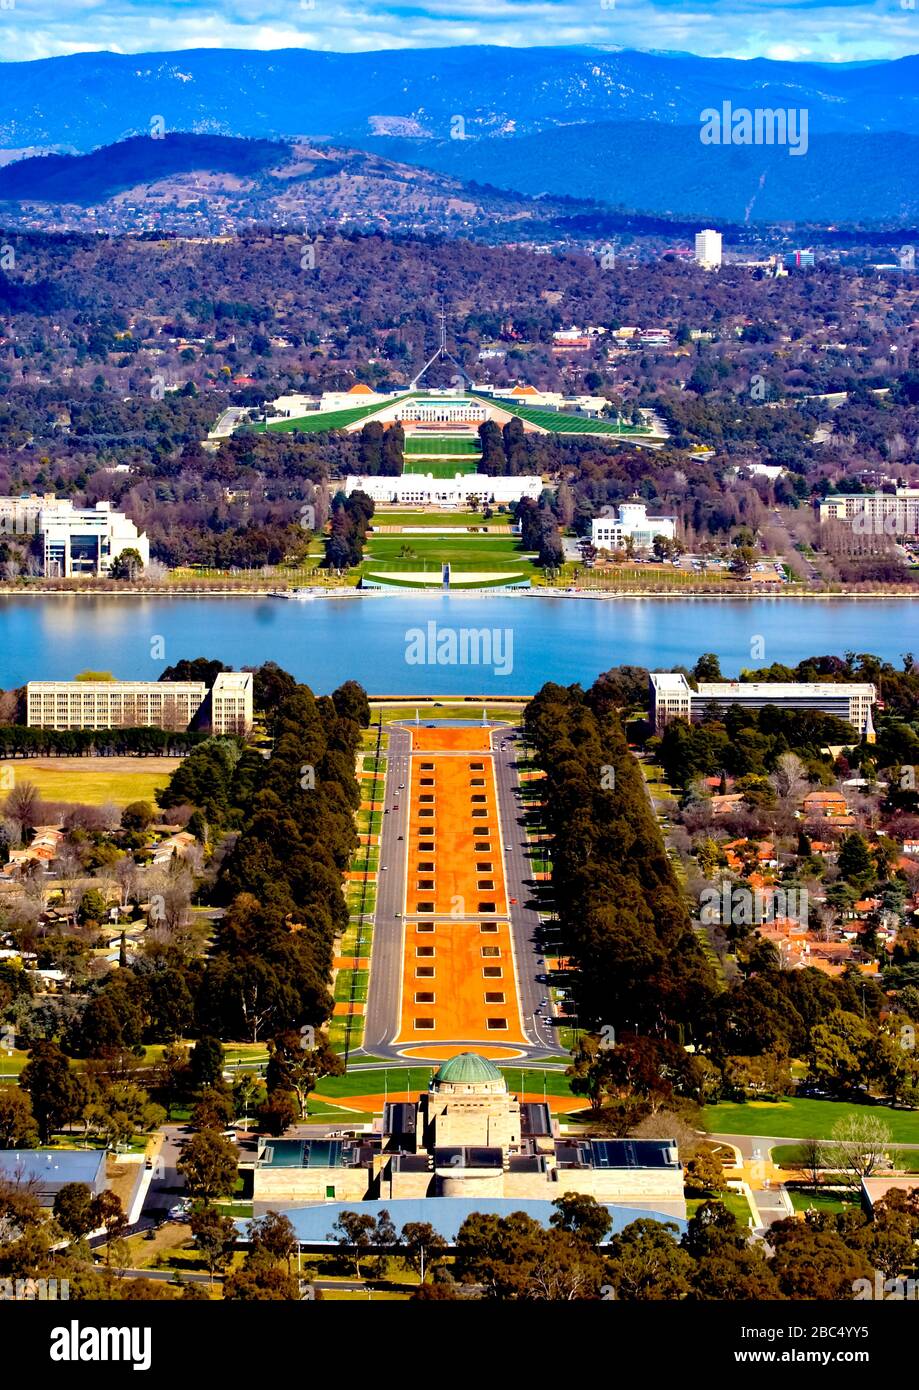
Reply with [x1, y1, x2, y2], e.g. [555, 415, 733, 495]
[398, 784, 405, 790]
[510, 897, 517, 905]
[168, 1200, 192, 1220]
[397, 835, 403, 840]
[381, 865, 388, 871]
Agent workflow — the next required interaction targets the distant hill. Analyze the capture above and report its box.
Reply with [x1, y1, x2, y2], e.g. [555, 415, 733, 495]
[0, 46, 917, 152]
[361, 122, 919, 224]
[0, 133, 592, 238]
[0, 135, 286, 204]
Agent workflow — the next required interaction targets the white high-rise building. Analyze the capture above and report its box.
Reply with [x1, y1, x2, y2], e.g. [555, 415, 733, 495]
[694, 229, 723, 269]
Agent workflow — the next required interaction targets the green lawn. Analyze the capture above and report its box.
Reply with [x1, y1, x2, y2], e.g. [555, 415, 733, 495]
[773, 1142, 919, 1172]
[402, 458, 481, 477]
[375, 510, 510, 529]
[786, 1187, 862, 1216]
[262, 396, 411, 433]
[703, 1098, 919, 1144]
[371, 703, 525, 723]
[686, 1190, 754, 1225]
[403, 437, 482, 455]
[483, 396, 649, 436]
[363, 533, 535, 575]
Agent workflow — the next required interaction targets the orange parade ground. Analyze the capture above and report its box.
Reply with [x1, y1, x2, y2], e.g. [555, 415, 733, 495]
[394, 724, 527, 1049]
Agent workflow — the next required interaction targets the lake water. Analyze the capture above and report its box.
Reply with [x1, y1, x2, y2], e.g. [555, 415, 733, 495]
[0, 594, 915, 694]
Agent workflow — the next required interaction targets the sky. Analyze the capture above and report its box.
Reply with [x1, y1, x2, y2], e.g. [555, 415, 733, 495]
[0, 0, 917, 65]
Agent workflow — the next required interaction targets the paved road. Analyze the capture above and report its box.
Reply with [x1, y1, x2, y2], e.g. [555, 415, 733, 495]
[363, 726, 411, 1056]
[493, 726, 558, 1057]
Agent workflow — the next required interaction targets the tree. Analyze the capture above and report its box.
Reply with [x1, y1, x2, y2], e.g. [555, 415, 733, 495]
[121, 801, 155, 831]
[249, 1211, 297, 1274]
[683, 1146, 726, 1197]
[329, 1210, 377, 1279]
[190, 1206, 237, 1283]
[549, 1193, 612, 1247]
[91, 1190, 127, 1265]
[455, 1210, 605, 1300]
[109, 548, 144, 581]
[256, 1089, 297, 1137]
[799, 1136, 824, 1193]
[603, 1219, 694, 1300]
[693, 653, 723, 682]
[53, 1182, 96, 1241]
[819, 1115, 894, 1190]
[400, 1221, 447, 1283]
[838, 832, 875, 890]
[0, 1088, 39, 1148]
[177, 1130, 238, 1204]
[769, 1218, 872, 1299]
[223, 1254, 300, 1301]
[809, 1009, 874, 1093]
[189, 1037, 225, 1089]
[191, 1087, 234, 1132]
[19, 1042, 80, 1143]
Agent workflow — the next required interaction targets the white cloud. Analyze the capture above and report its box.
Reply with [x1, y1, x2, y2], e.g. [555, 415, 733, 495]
[0, 0, 915, 63]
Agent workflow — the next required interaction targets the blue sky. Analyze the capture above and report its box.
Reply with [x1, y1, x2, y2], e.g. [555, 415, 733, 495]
[0, 0, 916, 64]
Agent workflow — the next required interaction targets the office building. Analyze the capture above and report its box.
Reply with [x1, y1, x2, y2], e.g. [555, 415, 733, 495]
[26, 673, 254, 735]
[694, 229, 723, 269]
[591, 500, 677, 552]
[817, 488, 919, 536]
[649, 672, 876, 735]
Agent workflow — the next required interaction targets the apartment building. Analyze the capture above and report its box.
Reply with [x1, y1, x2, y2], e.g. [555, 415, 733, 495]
[649, 672, 876, 735]
[694, 229, 723, 269]
[817, 488, 919, 536]
[26, 671, 254, 735]
[26, 680, 207, 732]
[210, 671, 254, 735]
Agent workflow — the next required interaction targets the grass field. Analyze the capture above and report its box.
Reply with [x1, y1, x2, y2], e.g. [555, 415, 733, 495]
[374, 510, 510, 529]
[403, 437, 482, 456]
[686, 1191, 754, 1225]
[484, 396, 650, 435]
[0, 757, 180, 807]
[262, 397, 410, 433]
[370, 703, 526, 722]
[703, 1098, 919, 1144]
[402, 458, 481, 477]
[363, 533, 535, 575]
[772, 1143, 919, 1171]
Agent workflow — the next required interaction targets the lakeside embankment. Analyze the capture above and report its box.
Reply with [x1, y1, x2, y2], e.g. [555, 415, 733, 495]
[2, 585, 918, 601]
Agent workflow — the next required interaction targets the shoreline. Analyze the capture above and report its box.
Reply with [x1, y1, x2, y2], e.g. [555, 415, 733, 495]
[1, 586, 918, 602]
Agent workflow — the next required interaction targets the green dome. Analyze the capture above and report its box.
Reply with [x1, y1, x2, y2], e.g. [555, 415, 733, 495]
[434, 1052, 503, 1085]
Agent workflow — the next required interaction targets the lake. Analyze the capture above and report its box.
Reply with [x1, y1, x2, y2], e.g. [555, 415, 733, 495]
[0, 593, 915, 693]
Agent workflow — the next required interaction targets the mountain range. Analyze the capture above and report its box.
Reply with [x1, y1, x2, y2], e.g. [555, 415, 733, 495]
[1, 47, 919, 151]
[0, 46, 917, 225]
